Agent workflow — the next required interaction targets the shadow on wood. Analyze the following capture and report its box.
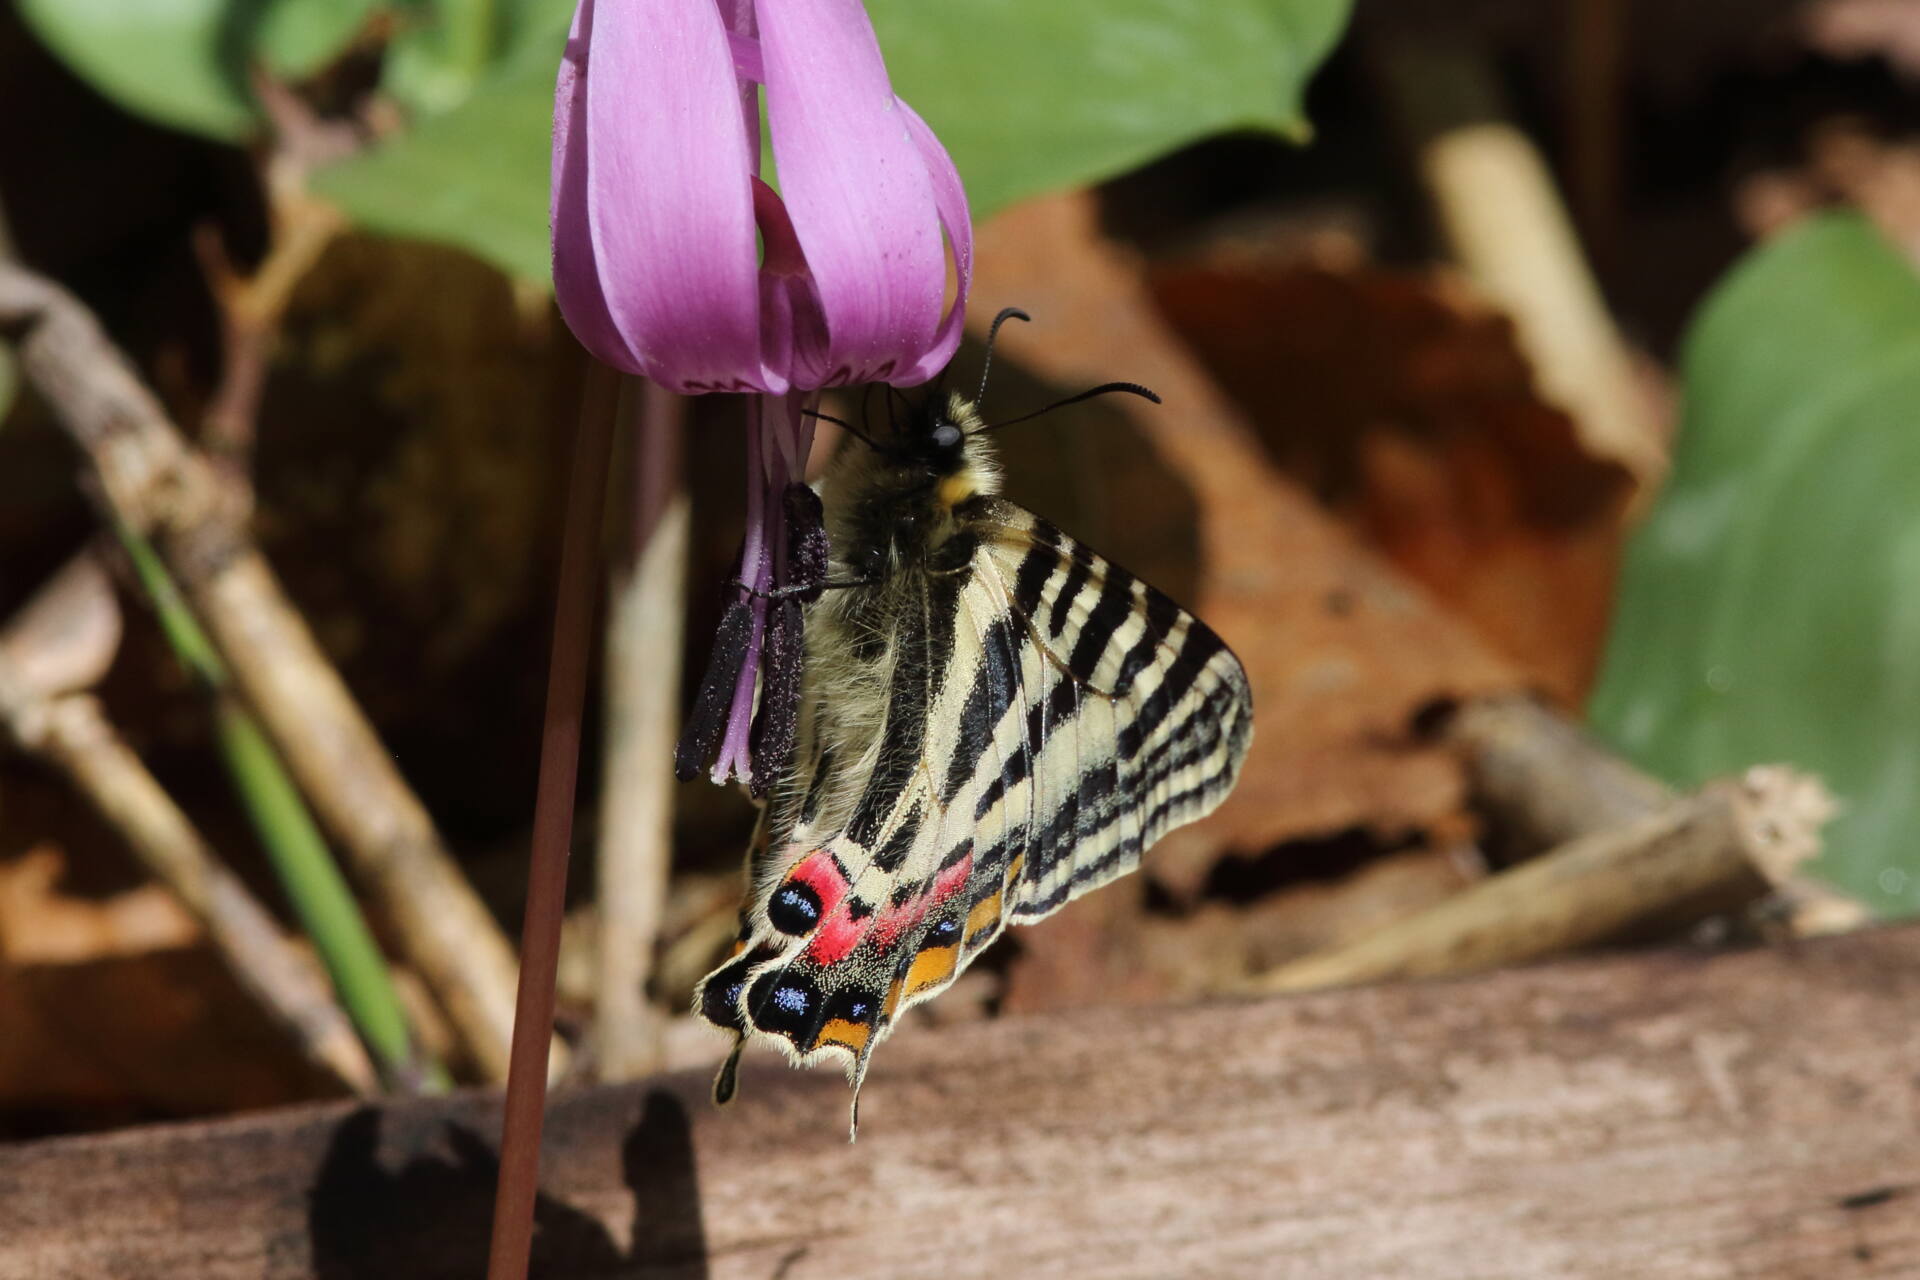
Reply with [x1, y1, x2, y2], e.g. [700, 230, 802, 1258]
[306, 1089, 706, 1279]
[4, 928, 1919, 1278]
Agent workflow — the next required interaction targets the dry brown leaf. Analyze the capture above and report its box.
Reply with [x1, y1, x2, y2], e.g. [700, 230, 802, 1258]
[0, 845, 197, 964]
[1148, 254, 1634, 703]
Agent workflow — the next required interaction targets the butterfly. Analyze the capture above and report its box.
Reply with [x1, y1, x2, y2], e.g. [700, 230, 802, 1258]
[695, 310, 1254, 1134]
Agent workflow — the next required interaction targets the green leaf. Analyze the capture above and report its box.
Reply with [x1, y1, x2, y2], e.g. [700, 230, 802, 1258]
[256, 0, 382, 78]
[868, 0, 1351, 218]
[16, 0, 261, 140]
[317, 0, 1350, 282]
[1589, 213, 1920, 916]
[315, 4, 570, 281]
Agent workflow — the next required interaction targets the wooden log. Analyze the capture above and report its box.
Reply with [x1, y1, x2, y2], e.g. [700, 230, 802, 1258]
[3, 927, 1918, 1278]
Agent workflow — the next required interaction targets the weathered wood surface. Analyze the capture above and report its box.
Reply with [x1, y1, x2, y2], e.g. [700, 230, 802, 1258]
[4, 929, 1918, 1279]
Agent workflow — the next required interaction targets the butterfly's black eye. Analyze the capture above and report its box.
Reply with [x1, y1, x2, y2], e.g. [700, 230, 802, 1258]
[855, 544, 887, 580]
[931, 420, 964, 450]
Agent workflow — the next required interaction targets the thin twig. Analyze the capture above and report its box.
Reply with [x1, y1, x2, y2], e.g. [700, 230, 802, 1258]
[595, 379, 687, 1080]
[1452, 694, 1673, 856]
[116, 524, 441, 1089]
[195, 198, 343, 465]
[0, 557, 377, 1095]
[487, 359, 618, 1280]
[0, 260, 544, 1081]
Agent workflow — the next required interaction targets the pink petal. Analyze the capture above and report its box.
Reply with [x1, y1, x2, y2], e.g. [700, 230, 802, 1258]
[758, 0, 945, 386]
[550, 0, 638, 373]
[896, 96, 973, 386]
[553, 0, 778, 393]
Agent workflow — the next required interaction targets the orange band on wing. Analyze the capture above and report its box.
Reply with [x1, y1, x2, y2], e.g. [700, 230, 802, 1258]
[964, 890, 1003, 944]
[905, 944, 959, 997]
[816, 1018, 872, 1055]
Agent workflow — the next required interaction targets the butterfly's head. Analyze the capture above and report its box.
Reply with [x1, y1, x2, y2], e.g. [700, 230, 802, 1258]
[819, 391, 1002, 581]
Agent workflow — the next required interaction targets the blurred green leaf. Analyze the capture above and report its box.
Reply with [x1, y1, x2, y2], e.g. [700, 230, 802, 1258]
[383, 0, 499, 116]
[17, 0, 260, 140]
[317, 0, 1351, 283]
[1589, 214, 1920, 916]
[869, 0, 1350, 218]
[256, 0, 381, 77]
[315, 5, 569, 281]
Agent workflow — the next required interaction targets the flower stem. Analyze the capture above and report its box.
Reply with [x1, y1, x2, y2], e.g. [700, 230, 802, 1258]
[486, 358, 619, 1280]
[115, 522, 439, 1090]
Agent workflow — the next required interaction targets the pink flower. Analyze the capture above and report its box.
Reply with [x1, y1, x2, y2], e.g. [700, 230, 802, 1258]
[552, 0, 970, 394]
[551, 0, 972, 792]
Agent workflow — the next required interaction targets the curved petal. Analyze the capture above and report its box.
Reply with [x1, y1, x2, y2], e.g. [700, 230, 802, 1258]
[556, 0, 778, 393]
[759, 0, 945, 386]
[550, 0, 640, 373]
[895, 96, 973, 386]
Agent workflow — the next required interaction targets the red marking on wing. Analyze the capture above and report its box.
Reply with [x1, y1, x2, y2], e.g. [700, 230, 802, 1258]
[807, 905, 866, 965]
[789, 850, 848, 913]
[872, 849, 974, 953]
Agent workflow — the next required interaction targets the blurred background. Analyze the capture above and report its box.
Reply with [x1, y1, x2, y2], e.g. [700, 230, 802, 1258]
[0, 0, 1915, 1142]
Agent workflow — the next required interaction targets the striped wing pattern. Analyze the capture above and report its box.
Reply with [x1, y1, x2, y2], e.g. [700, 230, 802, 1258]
[696, 498, 1253, 1100]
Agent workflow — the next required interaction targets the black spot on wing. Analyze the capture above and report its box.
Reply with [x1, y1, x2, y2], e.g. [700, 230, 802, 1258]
[822, 986, 880, 1031]
[926, 914, 964, 948]
[767, 880, 822, 935]
[746, 968, 827, 1047]
[696, 943, 780, 1032]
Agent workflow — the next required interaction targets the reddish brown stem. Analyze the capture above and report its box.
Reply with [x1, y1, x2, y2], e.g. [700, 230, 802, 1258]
[486, 360, 618, 1280]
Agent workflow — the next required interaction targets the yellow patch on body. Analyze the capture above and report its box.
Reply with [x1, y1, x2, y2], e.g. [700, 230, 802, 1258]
[935, 471, 976, 511]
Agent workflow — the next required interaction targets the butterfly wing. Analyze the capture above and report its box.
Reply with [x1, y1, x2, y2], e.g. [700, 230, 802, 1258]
[969, 504, 1253, 921]
[694, 498, 1253, 1113]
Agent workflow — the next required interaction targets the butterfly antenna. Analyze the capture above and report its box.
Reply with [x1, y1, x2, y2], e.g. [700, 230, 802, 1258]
[975, 306, 1031, 405]
[885, 383, 912, 439]
[803, 407, 883, 451]
[974, 381, 1162, 435]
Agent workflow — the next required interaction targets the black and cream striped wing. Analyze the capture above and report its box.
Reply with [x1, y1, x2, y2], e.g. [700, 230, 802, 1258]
[956, 500, 1253, 924]
[693, 499, 1251, 1105]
